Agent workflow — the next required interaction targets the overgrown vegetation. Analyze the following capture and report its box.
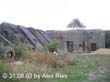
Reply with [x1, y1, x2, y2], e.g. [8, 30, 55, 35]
[0, 41, 110, 82]
[0, 42, 4, 58]
[0, 62, 20, 82]
[0, 42, 4, 49]
[0, 53, 110, 82]
[45, 40, 60, 53]
[14, 42, 30, 60]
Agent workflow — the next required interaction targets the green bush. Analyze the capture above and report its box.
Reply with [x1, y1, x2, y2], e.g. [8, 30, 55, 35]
[0, 42, 4, 58]
[14, 42, 29, 59]
[0, 42, 4, 49]
[46, 40, 60, 53]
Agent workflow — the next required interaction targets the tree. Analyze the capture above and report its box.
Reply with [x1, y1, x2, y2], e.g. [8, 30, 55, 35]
[67, 19, 85, 28]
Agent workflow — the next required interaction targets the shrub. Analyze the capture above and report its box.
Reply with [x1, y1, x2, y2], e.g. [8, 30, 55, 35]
[25, 51, 65, 68]
[14, 42, 30, 60]
[0, 42, 4, 58]
[46, 40, 60, 53]
[35, 51, 56, 64]
[32, 52, 76, 68]
[0, 42, 4, 49]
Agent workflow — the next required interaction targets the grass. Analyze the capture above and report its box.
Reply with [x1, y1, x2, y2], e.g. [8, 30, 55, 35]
[0, 53, 110, 82]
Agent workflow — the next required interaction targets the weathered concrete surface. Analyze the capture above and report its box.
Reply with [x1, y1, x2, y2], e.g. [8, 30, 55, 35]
[18, 25, 43, 49]
[28, 28, 51, 46]
[0, 34, 14, 46]
[0, 22, 108, 54]
[0, 34, 14, 57]
[0, 22, 52, 52]
[46, 30, 105, 52]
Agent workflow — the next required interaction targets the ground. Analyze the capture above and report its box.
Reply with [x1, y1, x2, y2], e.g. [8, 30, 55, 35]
[0, 53, 110, 82]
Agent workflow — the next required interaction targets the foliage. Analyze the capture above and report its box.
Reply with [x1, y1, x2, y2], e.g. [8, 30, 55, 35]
[14, 42, 29, 59]
[67, 19, 85, 28]
[46, 40, 60, 53]
[0, 42, 5, 58]
[0, 42, 4, 49]
[0, 51, 110, 82]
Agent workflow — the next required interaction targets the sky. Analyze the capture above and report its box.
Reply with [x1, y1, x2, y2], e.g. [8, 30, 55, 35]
[0, 0, 110, 30]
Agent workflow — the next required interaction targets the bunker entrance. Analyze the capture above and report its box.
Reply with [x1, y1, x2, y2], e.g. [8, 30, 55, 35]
[67, 41, 73, 52]
[91, 43, 96, 51]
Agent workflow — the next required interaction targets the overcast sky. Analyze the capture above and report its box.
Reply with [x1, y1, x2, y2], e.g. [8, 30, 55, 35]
[0, 0, 110, 30]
